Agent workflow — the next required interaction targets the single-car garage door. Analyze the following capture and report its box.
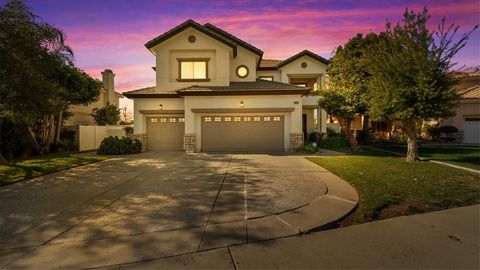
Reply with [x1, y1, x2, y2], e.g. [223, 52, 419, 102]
[464, 118, 480, 144]
[146, 117, 185, 150]
[202, 115, 284, 152]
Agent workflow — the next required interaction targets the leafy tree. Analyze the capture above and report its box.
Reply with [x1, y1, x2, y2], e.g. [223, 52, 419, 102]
[319, 33, 379, 150]
[0, 0, 101, 160]
[367, 7, 478, 161]
[93, 104, 121, 126]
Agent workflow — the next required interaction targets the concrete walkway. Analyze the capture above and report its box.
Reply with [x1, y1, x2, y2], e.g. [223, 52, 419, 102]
[0, 152, 357, 269]
[98, 205, 480, 269]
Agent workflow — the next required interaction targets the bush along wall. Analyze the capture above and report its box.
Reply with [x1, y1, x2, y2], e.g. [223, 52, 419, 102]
[97, 136, 142, 155]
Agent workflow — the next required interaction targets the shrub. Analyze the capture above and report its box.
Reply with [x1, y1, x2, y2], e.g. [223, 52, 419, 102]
[295, 144, 318, 153]
[308, 132, 323, 143]
[0, 118, 37, 160]
[425, 125, 441, 140]
[438, 125, 458, 135]
[124, 126, 134, 137]
[92, 103, 120, 125]
[354, 130, 369, 145]
[326, 127, 340, 137]
[97, 136, 142, 155]
[319, 135, 349, 149]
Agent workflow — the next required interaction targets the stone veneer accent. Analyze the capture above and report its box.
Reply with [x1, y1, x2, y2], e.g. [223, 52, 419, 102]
[131, 133, 147, 152]
[289, 132, 304, 150]
[184, 134, 196, 152]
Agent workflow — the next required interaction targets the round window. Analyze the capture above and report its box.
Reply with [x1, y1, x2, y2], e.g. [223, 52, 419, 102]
[236, 65, 249, 78]
[188, 35, 196, 43]
[301, 62, 308, 68]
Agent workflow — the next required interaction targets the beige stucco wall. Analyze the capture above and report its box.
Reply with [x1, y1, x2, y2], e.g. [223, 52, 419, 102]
[256, 70, 281, 81]
[184, 95, 303, 151]
[133, 98, 185, 134]
[441, 100, 480, 131]
[230, 46, 258, 82]
[279, 55, 327, 84]
[152, 28, 233, 91]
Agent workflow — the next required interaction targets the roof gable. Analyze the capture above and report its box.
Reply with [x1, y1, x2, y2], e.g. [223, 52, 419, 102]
[145, 19, 237, 57]
[203, 23, 263, 57]
[277, 50, 329, 68]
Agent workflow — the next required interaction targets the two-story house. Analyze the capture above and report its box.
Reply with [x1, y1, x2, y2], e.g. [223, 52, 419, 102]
[123, 20, 328, 152]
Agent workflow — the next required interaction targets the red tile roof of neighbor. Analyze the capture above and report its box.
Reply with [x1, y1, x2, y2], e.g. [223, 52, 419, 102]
[458, 86, 480, 99]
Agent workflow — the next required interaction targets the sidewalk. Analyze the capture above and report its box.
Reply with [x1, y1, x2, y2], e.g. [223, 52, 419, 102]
[105, 205, 480, 269]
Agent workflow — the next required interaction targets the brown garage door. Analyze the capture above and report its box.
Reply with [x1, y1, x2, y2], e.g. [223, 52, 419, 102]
[201, 115, 284, 152]
[146, 117, 184, 150]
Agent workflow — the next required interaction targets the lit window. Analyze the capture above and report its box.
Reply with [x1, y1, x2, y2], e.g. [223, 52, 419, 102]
[244, 117, 251, 121]
[264, 116, 271, 122]
[254, 117, 261, 122]
[204, 117, 211, 122]
[225, 117, 231, 122]
[178, 59, 208, 80]
[179, 118, 185, 122]
[214, 117, 221, 122]
[151, 118, 158, 123]
[169, 118, 176, 123]
[258, 76, 273, 81]
[234, 117, 241, 122]
[160, 118, 167, 123]
[273, 116, 281, 121]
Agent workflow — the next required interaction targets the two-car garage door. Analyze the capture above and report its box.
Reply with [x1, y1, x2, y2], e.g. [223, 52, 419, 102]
[201, 115, 284, 152]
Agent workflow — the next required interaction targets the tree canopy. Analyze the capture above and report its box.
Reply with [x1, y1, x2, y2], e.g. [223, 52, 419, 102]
[366, 7, 478, 161]
[319, 33, 379, 150]
[0, 0, 101, 162]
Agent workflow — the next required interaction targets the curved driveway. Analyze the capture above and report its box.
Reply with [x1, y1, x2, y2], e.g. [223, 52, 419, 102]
[0, 152, 357, 269]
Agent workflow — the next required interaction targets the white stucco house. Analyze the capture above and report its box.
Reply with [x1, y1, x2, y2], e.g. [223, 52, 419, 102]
[123, 19, 329, 152]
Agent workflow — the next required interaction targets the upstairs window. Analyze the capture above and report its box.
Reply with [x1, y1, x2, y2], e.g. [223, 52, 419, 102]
[258, 76, 274, 81]
[177, 58, 209, 81]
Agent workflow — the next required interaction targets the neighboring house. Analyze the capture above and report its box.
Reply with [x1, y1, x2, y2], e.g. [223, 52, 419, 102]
[440, 72, 480, 144]
[64, 69, 123, 126]
[123, 19, 328, 152]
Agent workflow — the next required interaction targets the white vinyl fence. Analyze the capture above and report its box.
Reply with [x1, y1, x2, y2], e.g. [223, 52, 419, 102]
[78, 125, 131, 152]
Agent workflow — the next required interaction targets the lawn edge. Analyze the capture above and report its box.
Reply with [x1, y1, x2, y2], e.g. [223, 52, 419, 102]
[0, 156, 109, 187]
[363, 145, 480, 174]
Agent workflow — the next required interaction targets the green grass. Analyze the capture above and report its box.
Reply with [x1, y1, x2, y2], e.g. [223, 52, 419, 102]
[374, 145, 480, 170]
[307, 149, 480, 225]
[0, 153, 107, 186]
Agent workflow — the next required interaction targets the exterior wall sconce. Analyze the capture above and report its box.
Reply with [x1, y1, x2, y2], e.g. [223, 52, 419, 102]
[240, 101, 244, 108]
[158, 104, 163, 110]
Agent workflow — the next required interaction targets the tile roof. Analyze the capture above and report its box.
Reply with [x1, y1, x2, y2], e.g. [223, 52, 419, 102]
[177, 80, 309, 92]
[123, 81, 310, 98]
[259, 59, 282, 68]
[458, 86, 480, 99]
[277, 50, 330, 67]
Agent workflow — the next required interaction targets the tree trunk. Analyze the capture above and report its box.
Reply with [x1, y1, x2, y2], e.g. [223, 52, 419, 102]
[0, 153, 9, 165]
[54, 110, 63, 143]
[338, 117, 360, 151]
[27, 126, 41, 152]
[403, 118, 420, 162]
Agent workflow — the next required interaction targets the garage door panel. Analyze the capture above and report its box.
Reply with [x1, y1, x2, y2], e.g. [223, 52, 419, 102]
[202, 115, 284, 152]
[147, 117, 184, 151]
[464, 118, 480, 144]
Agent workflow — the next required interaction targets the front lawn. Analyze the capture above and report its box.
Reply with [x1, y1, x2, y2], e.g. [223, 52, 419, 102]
[0, 153, 107, 186]
[373, 144, 480, 170]
[307, 150, 480, 225]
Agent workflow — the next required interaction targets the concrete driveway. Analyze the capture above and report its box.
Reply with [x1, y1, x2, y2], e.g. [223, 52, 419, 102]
[0, 152, 357, 269]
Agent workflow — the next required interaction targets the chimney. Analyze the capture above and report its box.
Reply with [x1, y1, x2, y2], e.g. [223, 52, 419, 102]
[101, 69, 116, 106]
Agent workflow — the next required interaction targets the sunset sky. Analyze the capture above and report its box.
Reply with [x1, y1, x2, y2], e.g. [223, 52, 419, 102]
[23, 0, 480, 99]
